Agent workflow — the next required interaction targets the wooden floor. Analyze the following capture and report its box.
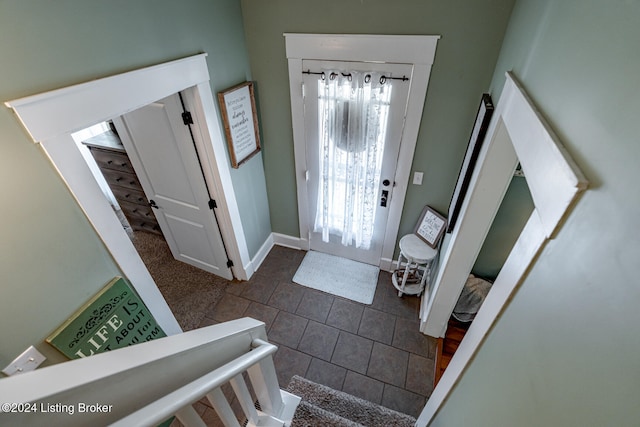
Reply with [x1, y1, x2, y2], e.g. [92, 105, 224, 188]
[434, 317, 471, 386]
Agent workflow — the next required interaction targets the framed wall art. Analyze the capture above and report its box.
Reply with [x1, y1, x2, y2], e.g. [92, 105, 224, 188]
[414, 206, 447, 249]
[218, 82, 261, 168]
[447, 93, 494, 233]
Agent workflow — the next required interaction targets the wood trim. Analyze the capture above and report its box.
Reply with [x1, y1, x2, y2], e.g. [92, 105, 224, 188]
[434, 337, 444, 386]
[249, 234, 275, 276]
[5, 55, 251, 331]
[284, 33, 440, 65]
[502, 75, 588, 237]
[271, 232, 306, 251]
[285, 34, 439, 268]
[5, 54, 210, 143]
[287, 57, 311, 248]
[183, 85, 251, 281]
[381, 62, 433, 264]
[416, 73, 587, 426]
[421, 117, 520, 338]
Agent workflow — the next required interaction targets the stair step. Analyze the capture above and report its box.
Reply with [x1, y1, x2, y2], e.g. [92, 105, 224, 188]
[291, 401, 364, 427]
[286, 376, 416, 427]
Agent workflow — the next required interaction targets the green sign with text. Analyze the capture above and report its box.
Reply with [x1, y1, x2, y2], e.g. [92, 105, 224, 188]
[47, 277, 166, 359]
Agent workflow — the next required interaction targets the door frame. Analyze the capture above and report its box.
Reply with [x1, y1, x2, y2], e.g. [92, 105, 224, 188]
[285, 34, 440, 269]
[5, 54, 252, 334]
[416, 72, 588, 425]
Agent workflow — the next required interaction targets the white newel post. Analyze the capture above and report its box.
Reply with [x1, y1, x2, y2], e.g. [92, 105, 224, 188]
[247, 339, 285, 416]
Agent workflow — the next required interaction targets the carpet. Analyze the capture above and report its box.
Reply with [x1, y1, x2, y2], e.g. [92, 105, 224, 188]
[287, 375, 416, 427]
[131, 231, 228, 331]
[292, 251, 379, 304]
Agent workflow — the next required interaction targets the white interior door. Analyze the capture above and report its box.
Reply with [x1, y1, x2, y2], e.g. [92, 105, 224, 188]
[113, 93, 233, 280]
[303, 60, 412, 265]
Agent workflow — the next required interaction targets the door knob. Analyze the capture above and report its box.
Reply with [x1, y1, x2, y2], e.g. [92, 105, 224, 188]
[149, 199, 159, 209]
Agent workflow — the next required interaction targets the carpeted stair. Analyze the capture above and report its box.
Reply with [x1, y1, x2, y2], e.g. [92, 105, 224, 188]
[286, 376, 416, 427]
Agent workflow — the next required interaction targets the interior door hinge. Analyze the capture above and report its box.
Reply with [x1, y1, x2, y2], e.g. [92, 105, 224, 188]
[208, 199, 217, 209]
[226, 259, 234, 268]
[182, 111, 194, 126]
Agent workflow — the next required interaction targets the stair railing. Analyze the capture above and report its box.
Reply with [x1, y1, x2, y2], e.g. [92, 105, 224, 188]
[0, 317, 300, 427]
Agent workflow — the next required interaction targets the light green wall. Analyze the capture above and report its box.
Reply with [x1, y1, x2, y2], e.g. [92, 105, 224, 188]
[0, 0, 268, 369]
[240, 0, 516, 242]
[472, 176, 534, 279]
[431, 0, 640, 425]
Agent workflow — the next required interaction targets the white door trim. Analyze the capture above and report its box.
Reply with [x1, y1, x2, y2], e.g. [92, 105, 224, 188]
[5, 54, 251, 334]
[285, 33, 440, 267]
[416, 73, 588, 426]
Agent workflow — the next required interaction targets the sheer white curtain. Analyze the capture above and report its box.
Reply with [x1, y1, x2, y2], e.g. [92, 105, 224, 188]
[314, 70, 392, 250]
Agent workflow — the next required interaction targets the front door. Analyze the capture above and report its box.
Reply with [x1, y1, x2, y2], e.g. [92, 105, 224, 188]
[302, 60, 412, 265]
[114, 93, 233, 280]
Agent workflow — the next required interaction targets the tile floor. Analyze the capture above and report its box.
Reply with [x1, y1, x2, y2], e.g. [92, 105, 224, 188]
[197, 245, 437, 418]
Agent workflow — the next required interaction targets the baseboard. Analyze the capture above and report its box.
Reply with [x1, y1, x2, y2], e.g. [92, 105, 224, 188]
[245, 233, 306, 280]
[272, 232, 307, 250]
[245, 234, 275, 279]
[254, 234, 396, 275]
[379, 258, 395, 272]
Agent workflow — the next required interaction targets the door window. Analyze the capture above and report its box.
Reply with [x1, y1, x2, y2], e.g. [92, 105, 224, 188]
[314, 70, 393, 250]
[303, 60, 412, 265]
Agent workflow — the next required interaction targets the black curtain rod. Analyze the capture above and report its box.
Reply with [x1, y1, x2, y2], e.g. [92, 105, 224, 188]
[302, 70, 409, 84]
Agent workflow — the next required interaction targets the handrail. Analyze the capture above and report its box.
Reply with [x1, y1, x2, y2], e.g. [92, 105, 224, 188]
[110, 339, 277, 427]
[1, 318, 265, 404]
[0, 318, 296, 427]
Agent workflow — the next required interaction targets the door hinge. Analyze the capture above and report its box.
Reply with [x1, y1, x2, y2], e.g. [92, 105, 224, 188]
[208, 199, 217, 209]
[226, 259, 234, 268]
[182, 111, 194, 125]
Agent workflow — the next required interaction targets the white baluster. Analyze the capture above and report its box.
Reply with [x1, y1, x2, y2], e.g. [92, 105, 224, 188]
[247, 342, 284, 417]
[175, 405, 207, 427]
[207, 387, 241, 427]
[230, 373, 259, 425]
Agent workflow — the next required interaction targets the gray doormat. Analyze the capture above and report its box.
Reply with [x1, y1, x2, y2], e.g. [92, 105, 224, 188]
[293, 251, 379, 304]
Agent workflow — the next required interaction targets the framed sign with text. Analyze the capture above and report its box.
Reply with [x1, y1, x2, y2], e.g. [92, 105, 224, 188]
[218, 82, 261, 168]
[46, 277, 166, 359]
[414, 206, 447, 249]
